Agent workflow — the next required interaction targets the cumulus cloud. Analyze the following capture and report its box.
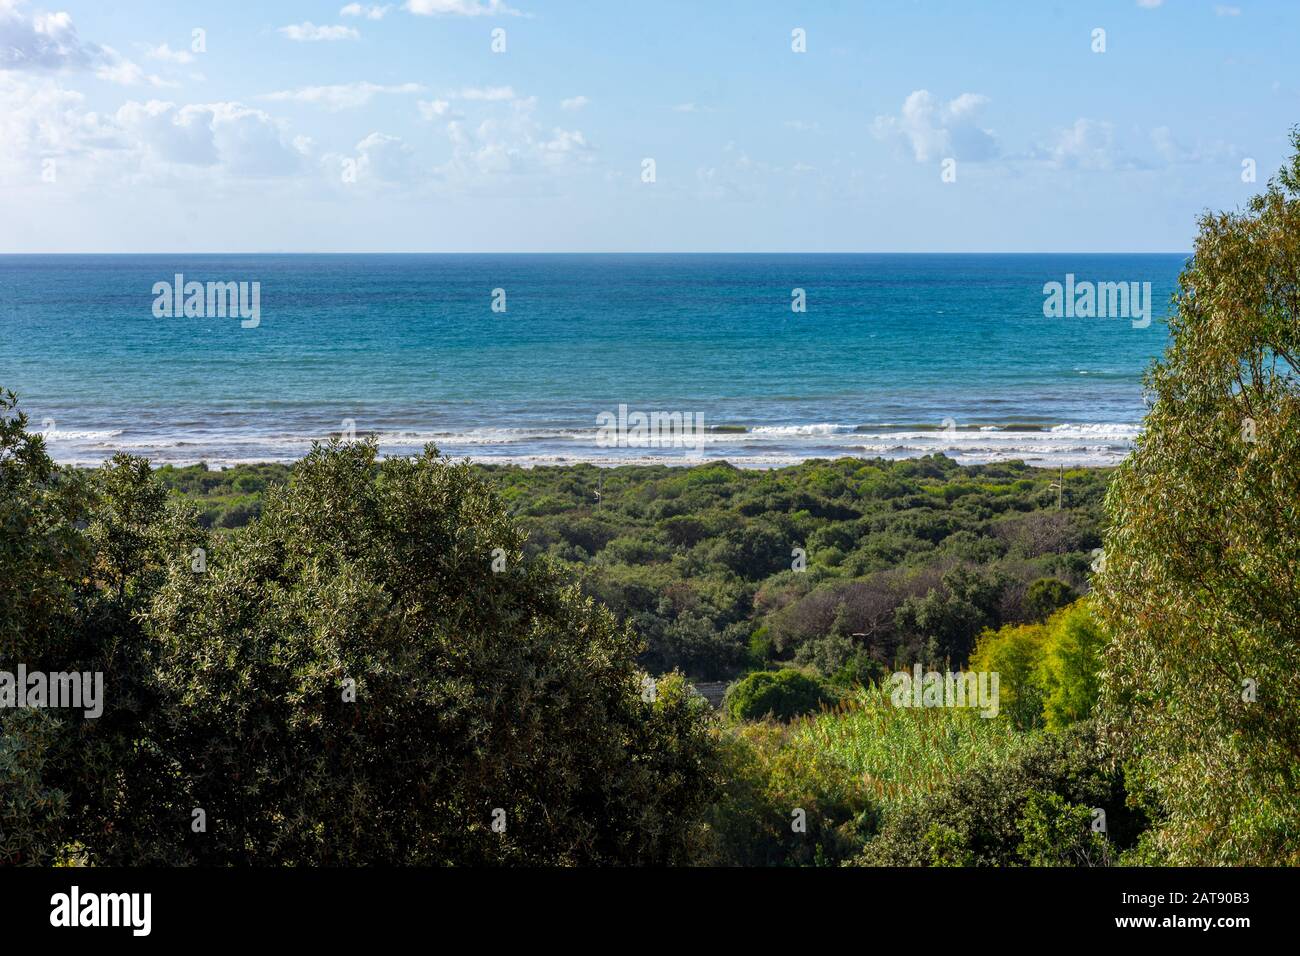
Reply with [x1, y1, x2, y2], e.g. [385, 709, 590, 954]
[278, 22, 360, 42]
[453, 85, 515, 101]
[417, 98, 460, 120]
[0, 72, 305, 186]
[0, 73, 124, 181]
[261, 81, 423, 110]
[1149, 125, 1236, 166]
[560, 95, 588, 111]
[341, 3, 391, 17]
[117, 100, 305, 176]
[0, 2, 168, 85]
[433, 95, 592, 188]
[1027, 119, 1233, 171]
[537, 127, 589, 160]
[871, 90, 998, 163]
[404, 0, 521, 16]
[95, 47, 175, 87]
[145, 42, 194, 64]
[1032, 118, 1128, 170]
[692, 142, 797, 202]
[349, 131, 420, 183]
[0, 0, 97, 70]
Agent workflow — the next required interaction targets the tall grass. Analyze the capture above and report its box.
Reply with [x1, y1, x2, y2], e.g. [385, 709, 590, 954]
[790, 683, 1034, 816]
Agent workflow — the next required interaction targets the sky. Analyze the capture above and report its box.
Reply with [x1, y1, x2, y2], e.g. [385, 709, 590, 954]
[1, 0, 1298, 252]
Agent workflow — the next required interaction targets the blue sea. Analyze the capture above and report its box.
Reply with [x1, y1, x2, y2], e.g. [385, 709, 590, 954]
[0, 254, 1183, 469]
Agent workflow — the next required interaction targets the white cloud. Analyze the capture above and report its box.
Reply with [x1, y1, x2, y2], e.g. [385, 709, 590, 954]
[261, 81, 424, 110]
[95, 47, 174, 87]
[1148, 125, 1235, 166]
[1035, 118, 1123, 170]
[0, 72, 305, 186]
[404, 0, 521, 16]
[278, 22, 360, 42]
[453, 85, 515, 101]
[1149, 126, 1192, 164]
[0, 74, 125, 183]
[341, 3, 391, 18]
[560, 95, 589, 111]
[691, 144, 787, 202]
[117, 100, 305, 177]
[1215, 5, 1241, 15]
[433, 103, 593, 188]
[145, 42, 194, 64]
[350, 131, 419, 183]
[0, 3, 169, 85]
[538, 127, 589, 160]
[417, 98, 460, 120]
[871, 90, 998, 162]
[1027, 120, 1231, 171]
[0, 1, 98, 70]
[1137, 0, 1164, 8]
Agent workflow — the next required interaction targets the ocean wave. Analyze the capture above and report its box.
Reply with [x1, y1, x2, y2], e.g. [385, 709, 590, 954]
[38, 418, 1142, 469]
[42, 429, 125, 441]
[747, 423, 853, 436]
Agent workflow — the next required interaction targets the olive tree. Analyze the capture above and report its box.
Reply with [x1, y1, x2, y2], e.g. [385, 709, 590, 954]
[141, 441, 719, 865]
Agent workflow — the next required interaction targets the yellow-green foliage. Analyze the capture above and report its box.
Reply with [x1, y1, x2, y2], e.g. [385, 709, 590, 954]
[795, 684, 1034, 811]
[972, 621, 1050, 730]
[1038, 603, 1108, 731]
[706, 721, 875, 866]
[706, 683, 1032, 864]
[1094, 135, 1300, 865]
[971, 600, 1109, 732]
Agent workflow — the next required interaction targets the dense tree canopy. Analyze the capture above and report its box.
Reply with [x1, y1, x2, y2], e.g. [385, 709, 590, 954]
[156, 454, 1111, 682]
[0, 399, 719, 865]
[1094, 132, 1300, 865]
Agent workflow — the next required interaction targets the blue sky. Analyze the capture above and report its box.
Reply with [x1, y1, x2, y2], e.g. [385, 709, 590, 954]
[1, 0, 1297, 252]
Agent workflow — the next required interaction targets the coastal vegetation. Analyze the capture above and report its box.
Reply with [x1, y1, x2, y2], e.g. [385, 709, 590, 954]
[4, 134, 1299, 868]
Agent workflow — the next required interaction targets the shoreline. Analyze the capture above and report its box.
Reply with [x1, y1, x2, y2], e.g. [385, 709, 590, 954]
[63, 452, 1124, 476]
[37, 421, 1142, 471]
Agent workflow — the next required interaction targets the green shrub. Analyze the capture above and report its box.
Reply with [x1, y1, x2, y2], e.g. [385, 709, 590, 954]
[139, 441, 721, 865]
[971, 599, 1108, 732]
[970, 621, 1049, 731]
[857, 722, 1144, 866]
[704, 721, 875, 866]
[1023, 577, 1076, 622]
[725, 669, 836, 722]
[1038, 602, 1108, 732]
[0, 710, 69, 866]
[746, 627, 773, 669]
[1, 386, 724, 866]
[1017, 792, 1112, 867]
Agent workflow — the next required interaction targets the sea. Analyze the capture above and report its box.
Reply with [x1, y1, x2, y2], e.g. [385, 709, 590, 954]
[0, 253, 1184, 469]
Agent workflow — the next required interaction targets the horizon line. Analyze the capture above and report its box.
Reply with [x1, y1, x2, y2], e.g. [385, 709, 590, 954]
[0, 250, 1195, 257]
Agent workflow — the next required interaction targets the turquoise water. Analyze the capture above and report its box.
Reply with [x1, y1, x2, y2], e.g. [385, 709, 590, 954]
[0, 253, 1182, 467]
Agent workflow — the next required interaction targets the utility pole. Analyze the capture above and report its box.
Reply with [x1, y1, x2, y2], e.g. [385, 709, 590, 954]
[1048, 465, 1064, 510]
